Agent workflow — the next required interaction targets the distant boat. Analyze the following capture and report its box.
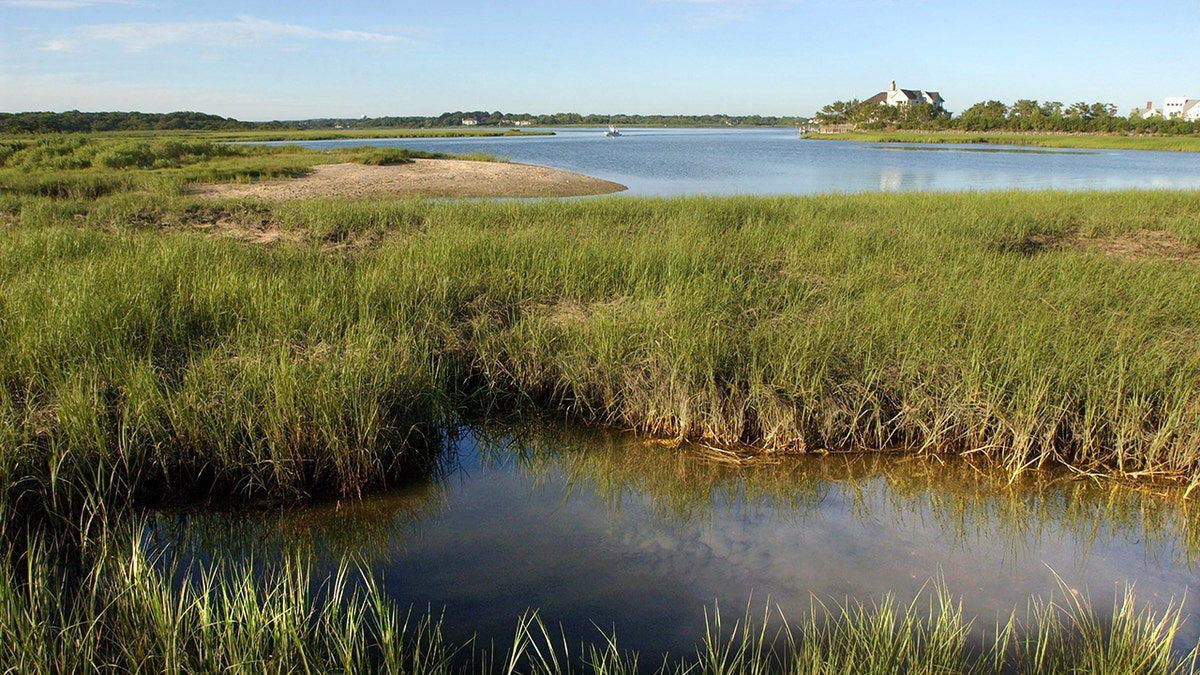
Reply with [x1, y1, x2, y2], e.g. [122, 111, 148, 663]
[604, 125, 622, 137]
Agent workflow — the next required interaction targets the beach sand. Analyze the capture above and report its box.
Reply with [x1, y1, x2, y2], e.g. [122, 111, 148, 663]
[189, 159, 627, 200]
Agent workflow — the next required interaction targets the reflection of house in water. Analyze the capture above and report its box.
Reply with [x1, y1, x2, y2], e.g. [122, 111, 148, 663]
[865, 80, 945, 111]
[877, 167, 935, 192]
[879, 170, 904, 192]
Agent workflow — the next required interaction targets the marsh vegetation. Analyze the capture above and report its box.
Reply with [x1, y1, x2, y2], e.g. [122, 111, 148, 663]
[804, 130, 1200, 153]
[2, 131, 1200, 672]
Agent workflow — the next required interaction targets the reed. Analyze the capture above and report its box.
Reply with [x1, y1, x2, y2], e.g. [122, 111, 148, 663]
[0, 538, 456, 674]
[2, 189, 1200, 518]
[2, 540, 1193, 674]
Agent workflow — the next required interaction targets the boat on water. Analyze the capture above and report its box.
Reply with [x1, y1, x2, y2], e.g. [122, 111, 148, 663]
[604, 125, 622, 137]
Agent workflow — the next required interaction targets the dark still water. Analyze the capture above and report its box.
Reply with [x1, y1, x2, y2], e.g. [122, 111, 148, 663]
[148, 425, 1200, 659]
[278, 127, 1200, 196]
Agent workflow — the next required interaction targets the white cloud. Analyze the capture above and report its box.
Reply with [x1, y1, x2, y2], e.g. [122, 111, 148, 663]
[41, 14, 401, 52]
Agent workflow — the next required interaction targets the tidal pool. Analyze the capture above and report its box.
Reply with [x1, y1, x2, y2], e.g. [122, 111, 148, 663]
[147, 424, 1200, 659]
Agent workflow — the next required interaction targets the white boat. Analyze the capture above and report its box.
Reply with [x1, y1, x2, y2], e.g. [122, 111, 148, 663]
[604, 125, 621, 137]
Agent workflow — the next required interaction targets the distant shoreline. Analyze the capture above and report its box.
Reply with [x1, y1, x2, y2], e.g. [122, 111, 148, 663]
[802, 129, 1200, 152]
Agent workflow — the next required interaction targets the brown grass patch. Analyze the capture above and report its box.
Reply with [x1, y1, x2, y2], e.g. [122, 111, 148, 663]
[184, 208, 304, 246]
[1002, 229, 1200, 262]
[1081, 230, 1200, 262]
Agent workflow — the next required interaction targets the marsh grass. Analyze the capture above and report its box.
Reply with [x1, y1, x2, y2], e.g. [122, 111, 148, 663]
[1, 189, 1200, 520]
[5, 132, 1200, 673]
[0, 539, 457, 675]
[0, 223, 451, 530]
[805, 130, 1200, 152]
[0, 133, 499, 200]
[3, 538, 1193, 674]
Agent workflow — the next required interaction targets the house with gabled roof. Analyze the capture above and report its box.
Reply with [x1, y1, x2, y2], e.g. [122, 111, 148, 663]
[865, 80, 945, 111]
[1164, 97, 1200, 121]
[1136, 101, 1161, 118]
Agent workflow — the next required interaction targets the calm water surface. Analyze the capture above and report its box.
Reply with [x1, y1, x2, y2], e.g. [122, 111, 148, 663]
[221, 130, 1200, 657]
[150, 425, 1200, 659]
[279, 127, 1200, 196]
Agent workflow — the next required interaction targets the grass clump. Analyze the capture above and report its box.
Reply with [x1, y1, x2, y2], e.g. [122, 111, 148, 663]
[2, 188, 1200, 514]
[354, 147, 418, 166]
[348, 147, 501, 165]
[0, 540, 457, 675]
[352, 147, 447, 166]
[2, 541, 1194, 674]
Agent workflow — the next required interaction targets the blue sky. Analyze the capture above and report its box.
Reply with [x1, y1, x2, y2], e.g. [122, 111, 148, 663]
[1, 0, 1197, 121]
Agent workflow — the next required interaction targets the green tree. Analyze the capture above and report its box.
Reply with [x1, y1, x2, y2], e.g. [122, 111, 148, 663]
[956, 100, 1008, 131]
[814, 99, 860, 125]
[1006, 99, 1043, 131]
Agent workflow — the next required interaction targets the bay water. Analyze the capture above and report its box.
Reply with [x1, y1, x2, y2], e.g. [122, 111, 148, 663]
[277, 127, 1200, 196]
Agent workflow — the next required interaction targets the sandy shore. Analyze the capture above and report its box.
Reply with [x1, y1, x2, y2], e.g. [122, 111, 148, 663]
[188, 160, 627, 200]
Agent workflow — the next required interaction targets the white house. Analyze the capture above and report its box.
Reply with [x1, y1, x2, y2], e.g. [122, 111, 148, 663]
[865, 80, 945, 111]
[1164, 97, 1200, 121]
[1136, 101, 1161, 118]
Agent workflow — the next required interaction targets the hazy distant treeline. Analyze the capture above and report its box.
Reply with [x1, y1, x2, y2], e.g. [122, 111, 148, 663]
[0, 110, 261, 133]
[293, 111, 807, 129]
[0, 109, 807, 133]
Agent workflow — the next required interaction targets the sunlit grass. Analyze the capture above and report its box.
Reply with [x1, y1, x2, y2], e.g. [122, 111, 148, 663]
[1, 539, 1194, 674]
[0, 133, 500, 199]
[1, 190, 1199, 518]
[805, 130, 1200, 152]
[5, 130, 1200, 674]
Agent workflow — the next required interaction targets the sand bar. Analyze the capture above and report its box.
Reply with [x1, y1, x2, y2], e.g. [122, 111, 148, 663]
[189, 160, 627, 200]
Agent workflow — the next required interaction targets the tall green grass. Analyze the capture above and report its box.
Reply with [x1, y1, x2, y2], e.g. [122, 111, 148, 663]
[0, 224, 451, 539]
[0, 133, 487, 200]
[2, 189, 1200, 519]
[1, 539, 1194, 674]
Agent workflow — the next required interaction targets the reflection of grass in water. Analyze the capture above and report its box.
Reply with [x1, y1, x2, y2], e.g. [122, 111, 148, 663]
[145, 428, 466, 566]
[473, 422, 1200, 569]
[2, 537, 1195, 674]
[147, 479, 447, 566]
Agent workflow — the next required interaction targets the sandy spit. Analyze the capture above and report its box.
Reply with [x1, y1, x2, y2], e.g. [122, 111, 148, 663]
[188, 160, 627, 200]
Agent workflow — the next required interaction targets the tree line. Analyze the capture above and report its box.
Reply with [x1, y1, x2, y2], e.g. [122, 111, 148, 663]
[0, 110, 258, 134]
[296, 111, 806, 129]
[0, 110, 806, 134]
[812, 98, 1200, 135]
[8, 105, 1197, 135]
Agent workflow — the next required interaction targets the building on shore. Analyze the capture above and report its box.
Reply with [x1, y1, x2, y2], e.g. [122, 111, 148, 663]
[1163, 97, 1200, 121]
[1135, 101, 1161, 118]
[864, 80, 945, 112]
